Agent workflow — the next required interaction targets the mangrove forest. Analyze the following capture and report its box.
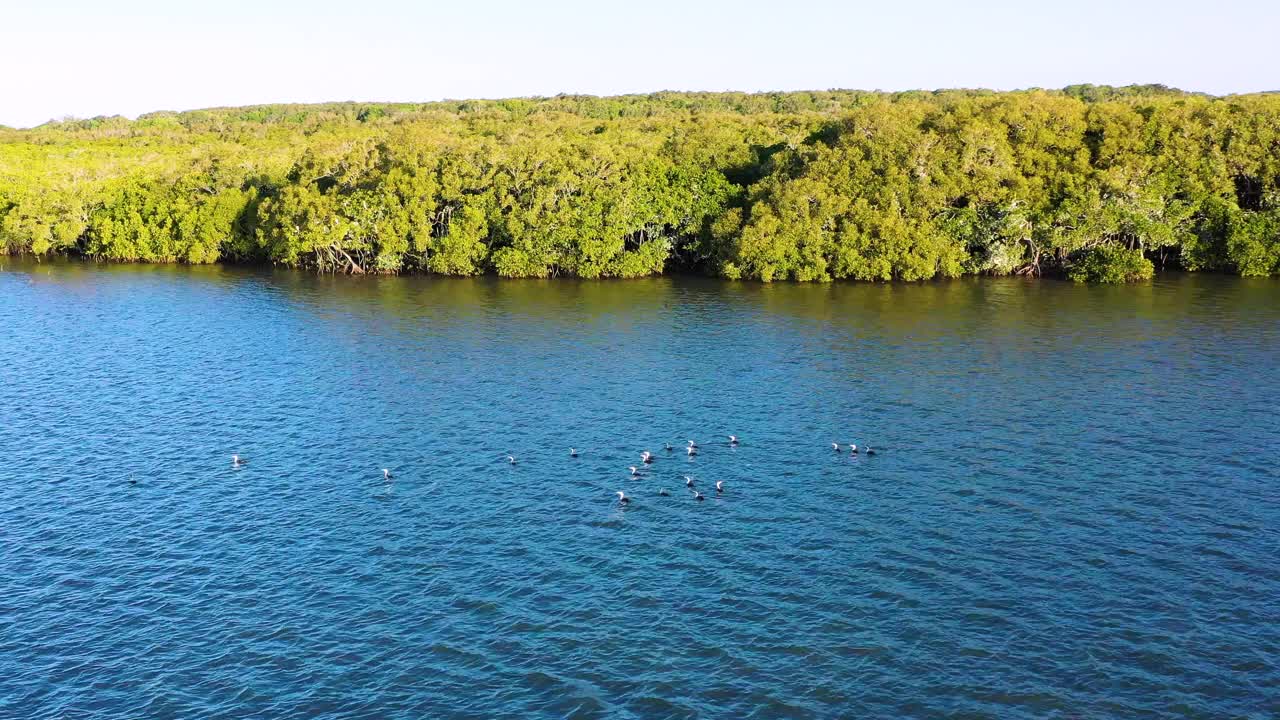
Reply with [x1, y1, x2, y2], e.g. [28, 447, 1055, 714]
[2, 86, 1278, 282]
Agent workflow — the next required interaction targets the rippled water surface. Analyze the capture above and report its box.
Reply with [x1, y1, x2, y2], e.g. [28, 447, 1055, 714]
[2, 260, 1278, 719]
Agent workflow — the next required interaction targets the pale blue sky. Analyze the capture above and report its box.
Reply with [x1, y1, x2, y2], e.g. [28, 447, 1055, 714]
[2, 0, 1276, 127]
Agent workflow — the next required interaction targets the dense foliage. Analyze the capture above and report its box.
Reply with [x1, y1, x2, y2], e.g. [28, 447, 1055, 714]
[3, 87, 1279, 282]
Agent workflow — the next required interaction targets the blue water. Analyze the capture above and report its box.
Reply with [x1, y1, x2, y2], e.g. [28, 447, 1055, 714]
[2, 261, 1277, 719]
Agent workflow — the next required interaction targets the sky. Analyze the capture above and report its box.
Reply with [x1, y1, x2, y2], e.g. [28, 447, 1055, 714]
[2, 0, 1277, 128]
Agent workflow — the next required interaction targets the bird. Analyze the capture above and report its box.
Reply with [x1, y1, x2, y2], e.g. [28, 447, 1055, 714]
[507, 455, 517, 465]
[382, 468, 394, 481]
[629, 466, 641, 476]
[687, 446, 698, 456]
[658, 488, 670, 496]
[616, 491, 631, 505]
[832, 442, 841, 451]
[716, 480, 725, 494]
[641, 451, 654, 464]
[570, 448, 578, 458]
[231, 454, 246, 467]
[728, 435, 739, 445]
[849, 444, 859, 455]
[687, 440, 699, 449]
[684, 475, 695, 488]
[866, 447, 877, 456]
[664, 442, 674, 452]
[691, 489, 705, 501]
[128, 474, 137, 486]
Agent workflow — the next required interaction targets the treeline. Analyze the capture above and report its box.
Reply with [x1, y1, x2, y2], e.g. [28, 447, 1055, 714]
[2, 87, 1278, 281]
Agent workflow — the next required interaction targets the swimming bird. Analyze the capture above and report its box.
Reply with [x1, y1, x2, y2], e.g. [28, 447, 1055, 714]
[691, 489, 705, 501]
[684, 475, 695, 488]
[629, 466, 641, 476]
[641, 451, 654, 464]
[687, 440, 699, 449]
[382, 468, 394, 481]
[658, 488, 670, 496]
[687, 446, 698, 456]
[231, 454, 246, 467]
[570, 448, 578, 458]
[849, 444, 858, 455]
[128, 474, 137, 485]
[728, 435, 739, 445]
[507, 455, 517, 465]
[616, 491, 631, 505]
[832, 442, 841, 451]
[716, 480, 725, 494]
[866, 447, 877, 456]
[664, 442, 674, 452]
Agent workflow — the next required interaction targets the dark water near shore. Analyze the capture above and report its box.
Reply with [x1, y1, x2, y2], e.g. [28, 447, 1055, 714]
[1, 259, 1277, 719]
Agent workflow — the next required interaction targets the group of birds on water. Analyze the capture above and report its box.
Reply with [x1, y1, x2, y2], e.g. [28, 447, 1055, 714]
[607, 436, 876, 506]
[133, 440, 879, 503]
[609, 438, 733, 506]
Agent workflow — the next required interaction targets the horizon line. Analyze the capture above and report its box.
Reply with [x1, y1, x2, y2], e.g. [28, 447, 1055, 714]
[10, 83, 1280, 130]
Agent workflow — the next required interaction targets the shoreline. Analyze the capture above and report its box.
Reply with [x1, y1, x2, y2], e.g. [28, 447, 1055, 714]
[5, 253, 1270, 286]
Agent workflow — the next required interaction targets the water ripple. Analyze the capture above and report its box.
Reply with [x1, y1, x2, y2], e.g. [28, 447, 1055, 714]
[1, 262, 1277, 718]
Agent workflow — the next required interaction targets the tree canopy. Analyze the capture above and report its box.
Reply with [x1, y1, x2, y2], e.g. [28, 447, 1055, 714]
[3, 88, 1278, 282]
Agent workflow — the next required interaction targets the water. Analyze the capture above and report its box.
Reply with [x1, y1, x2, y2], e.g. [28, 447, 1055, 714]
[1, 260, 1277, 719]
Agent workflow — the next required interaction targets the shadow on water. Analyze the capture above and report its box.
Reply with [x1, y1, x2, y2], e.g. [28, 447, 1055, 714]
[8, 257, 1277, 339]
